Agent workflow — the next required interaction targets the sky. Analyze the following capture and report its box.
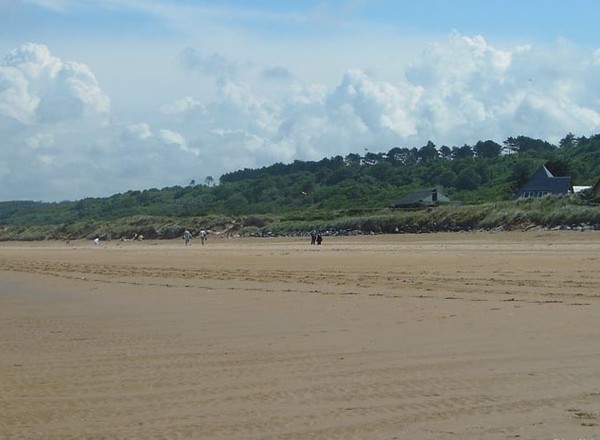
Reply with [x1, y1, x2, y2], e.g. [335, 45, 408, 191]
[1, 0, 600, 202]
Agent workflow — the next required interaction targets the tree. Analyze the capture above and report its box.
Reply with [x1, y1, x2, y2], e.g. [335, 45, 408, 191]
[329, 155, 345, 169]
[437, 170, 456, 187]
[224, 194, 249, 214]
[367, 162, 395, 181]
[418, 141, 438, 162]
[559, 132, 576, 149]
[504, 136, 555, 155]
[439, 145, 452, 160]
[452, 144, 474, 159]
[406, 147, 420, 166]
[363, 152, 380, 165]
[473, 140, 502, 158]
[326, 166, 357, 185]
[205, 176, 214, 186]
[503, 137, 518, 155]
[392, 147, 418, 166]
[386, 147, 404, 164]
[454, 167, 481, 190]
[510, 159, 536, 191]
[545, 159, 570, 177]
[344, 153, 361, 166]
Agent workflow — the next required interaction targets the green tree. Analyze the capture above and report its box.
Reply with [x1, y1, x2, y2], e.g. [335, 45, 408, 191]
[505, 135, 555, 156]
[344, 153, 361, 166]
[454, 168, 481, 190]
[418, 141, 438, 162]
[439, 145, 452, 160]
[452, 144, 474, 159]
[503, 137, 518, 155]
[559, 132, 576, 149]
[545, 159, 570, 177]
[437, 170, 457, 187]
[367, 162, 395, 181]
[510, 159, 537, 192]
[386, 147, 404, 164]
[327, 167, 357, 185]
[473, 140, 502, 158]
[224, 194, 250, 214]
[363, 152, 380, 165]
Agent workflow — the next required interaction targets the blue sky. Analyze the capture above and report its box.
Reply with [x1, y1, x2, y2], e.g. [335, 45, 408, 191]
[4, 1, 598, 45]
[1, 0, 600, 201]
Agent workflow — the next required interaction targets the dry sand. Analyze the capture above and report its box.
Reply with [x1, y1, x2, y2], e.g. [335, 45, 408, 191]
[1, 231, 599, 439]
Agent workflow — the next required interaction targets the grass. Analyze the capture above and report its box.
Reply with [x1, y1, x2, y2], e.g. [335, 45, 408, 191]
[1, 195, 599, 241]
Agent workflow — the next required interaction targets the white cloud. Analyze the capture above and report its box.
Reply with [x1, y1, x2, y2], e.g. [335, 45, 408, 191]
[0, 43, 110, 126]
[1, 33, 600, 201]
[178, 47, 239, 81]
[159, 128, 185, 147]
[327, 69, 421, 138]
[159, 128, 200, 157]
[0, 65, 38, 124]
[38, 154, 55, 165]
[125, 123, 152, 140]
[25, 132, 54, 149]
[160, 97, 202, 115]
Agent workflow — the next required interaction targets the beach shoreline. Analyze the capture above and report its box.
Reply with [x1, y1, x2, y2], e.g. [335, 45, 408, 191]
[1, 231, 599, 439]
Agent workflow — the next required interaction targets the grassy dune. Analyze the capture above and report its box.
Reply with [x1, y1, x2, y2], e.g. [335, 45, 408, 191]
[2, 195, 600, 241]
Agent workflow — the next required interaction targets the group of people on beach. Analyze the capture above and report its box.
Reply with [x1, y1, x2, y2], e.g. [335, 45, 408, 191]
[182, 229, 322, 246]
[310, 231, 323, 245]
[183, 229, 207, 246]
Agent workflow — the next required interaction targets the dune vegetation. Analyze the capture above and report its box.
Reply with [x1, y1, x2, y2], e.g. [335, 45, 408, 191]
[2, 133, 600, 240]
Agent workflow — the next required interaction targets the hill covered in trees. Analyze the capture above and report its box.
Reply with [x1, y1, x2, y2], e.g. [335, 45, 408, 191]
[1, 133, 600, 240]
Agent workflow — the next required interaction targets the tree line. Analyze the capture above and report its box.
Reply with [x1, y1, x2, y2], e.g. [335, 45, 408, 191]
[1, 133, 599, 227]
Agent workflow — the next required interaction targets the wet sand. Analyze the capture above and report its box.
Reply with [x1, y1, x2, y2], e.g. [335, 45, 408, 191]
[1, 232, 599, 439]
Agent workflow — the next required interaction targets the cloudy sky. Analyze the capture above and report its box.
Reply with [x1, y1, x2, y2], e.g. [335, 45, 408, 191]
[1, 0, 600, 201]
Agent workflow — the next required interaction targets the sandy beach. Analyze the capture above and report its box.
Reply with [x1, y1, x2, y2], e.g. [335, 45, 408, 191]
[1, 231, 599, 439]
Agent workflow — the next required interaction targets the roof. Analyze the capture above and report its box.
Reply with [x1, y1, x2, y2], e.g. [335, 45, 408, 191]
[515, 165, 572, 197]
[394, 187, 449, 207]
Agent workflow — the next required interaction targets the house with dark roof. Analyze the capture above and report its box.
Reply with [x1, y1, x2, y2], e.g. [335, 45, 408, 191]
[394, 187, 450, 208]
[514, 165, 573, 199]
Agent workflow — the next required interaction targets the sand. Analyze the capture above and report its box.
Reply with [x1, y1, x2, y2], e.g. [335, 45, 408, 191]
[1, 231, 599, 439]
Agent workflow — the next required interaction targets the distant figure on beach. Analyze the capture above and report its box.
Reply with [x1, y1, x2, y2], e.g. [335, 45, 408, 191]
[310, 231, 316, 245]
[199, 229, 207, 245]
[93, 237, 100, 245]
[122, 233, 144, 242]
[316, 233, 322, 245]
[183, 230, 191, 246]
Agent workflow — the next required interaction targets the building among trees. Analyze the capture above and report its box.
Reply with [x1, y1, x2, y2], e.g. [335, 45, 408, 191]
[394, 187, 450, 208]
[514, 165, 572, 198]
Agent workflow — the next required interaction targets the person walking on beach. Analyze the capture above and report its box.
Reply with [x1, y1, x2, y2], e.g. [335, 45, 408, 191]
[199, 229, 207, 245]
[310, 231, 317, 245]
[183, 229, 192, 246]
[316, 233, 322, 245]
